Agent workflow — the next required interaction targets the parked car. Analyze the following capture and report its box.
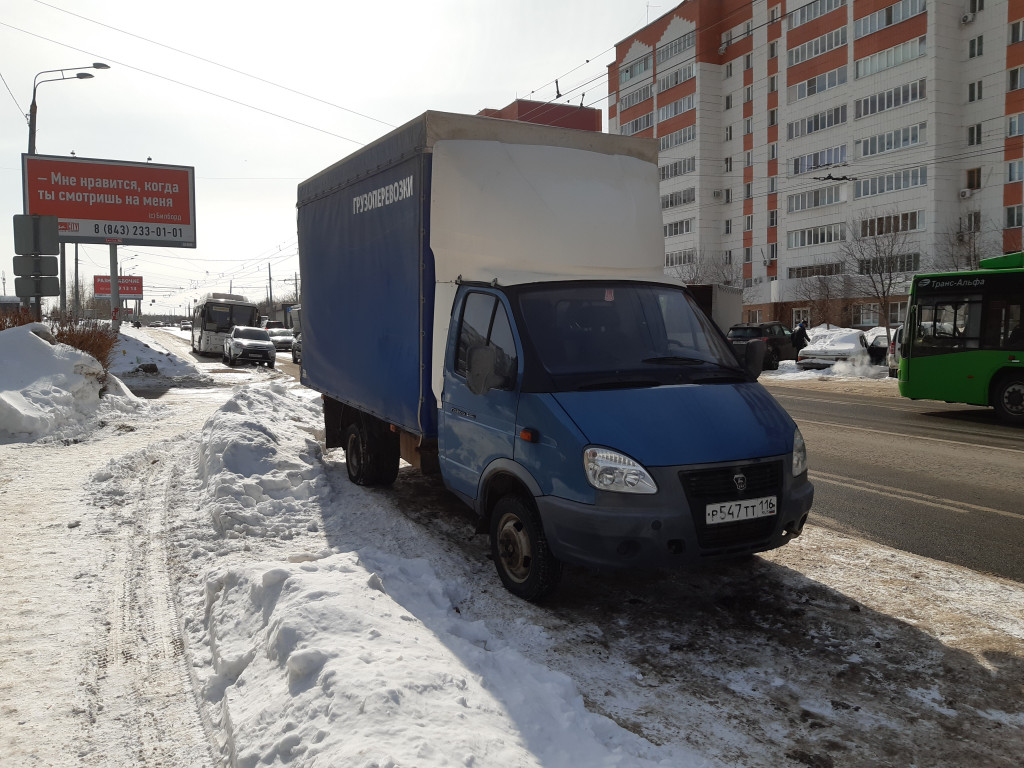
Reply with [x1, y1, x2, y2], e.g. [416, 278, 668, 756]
[222, 326, 276, 368]
[132, 320, 142, 328]
[266, 327, 295, 351]
[291, 333, 302, 364]
[866, 327, 890, 366]
[796, 329, 869, 370]
[148, 321, 164, 327]
[179, 320, 192, 331]
[887, 325, 903, 378]
[263, 320, 285, 329]
[726, 321, 797, 370]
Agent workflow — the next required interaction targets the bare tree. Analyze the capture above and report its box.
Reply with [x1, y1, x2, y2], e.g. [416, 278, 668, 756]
[789, 267, 849, 329]
[934, 213, 1001, 272]
[837, 208, 918, 342]
[666, 246, 738, 285]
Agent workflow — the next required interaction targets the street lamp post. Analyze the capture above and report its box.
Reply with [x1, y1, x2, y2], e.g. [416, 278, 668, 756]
[27, 63, 110, 155]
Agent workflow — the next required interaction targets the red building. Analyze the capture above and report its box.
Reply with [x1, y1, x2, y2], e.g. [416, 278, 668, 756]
[478, 99, 601, 132]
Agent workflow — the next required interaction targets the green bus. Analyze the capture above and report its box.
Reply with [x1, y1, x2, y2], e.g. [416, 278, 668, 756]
[899, 253, 1024, 425]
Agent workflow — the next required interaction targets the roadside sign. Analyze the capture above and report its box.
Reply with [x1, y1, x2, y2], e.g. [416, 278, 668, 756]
[15, 276, 60, 298]
[94, 275, 144, 299]
[13, 255, 59, 277]
[12, 214, 60, 255]
[22, 154, 196, 248]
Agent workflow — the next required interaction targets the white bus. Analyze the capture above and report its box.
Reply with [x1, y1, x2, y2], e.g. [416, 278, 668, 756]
[190, 293, 260, 356]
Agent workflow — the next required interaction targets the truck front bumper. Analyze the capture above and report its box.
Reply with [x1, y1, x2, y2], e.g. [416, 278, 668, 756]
[536, 458, 813, 570]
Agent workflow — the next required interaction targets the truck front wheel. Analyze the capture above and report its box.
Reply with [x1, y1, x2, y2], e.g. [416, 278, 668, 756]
[490, 496, 562, 602]
[344, 419, 399, 486]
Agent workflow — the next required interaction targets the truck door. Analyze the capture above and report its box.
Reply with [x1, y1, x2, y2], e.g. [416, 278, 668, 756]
[440, 290, 521, 501]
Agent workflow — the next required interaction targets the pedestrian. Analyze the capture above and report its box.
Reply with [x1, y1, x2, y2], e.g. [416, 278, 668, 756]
[792, 321, 809, 351]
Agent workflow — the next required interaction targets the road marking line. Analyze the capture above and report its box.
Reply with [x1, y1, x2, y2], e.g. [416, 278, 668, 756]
[798, 418, 1024, 455]
[810, 470, 1022, 520]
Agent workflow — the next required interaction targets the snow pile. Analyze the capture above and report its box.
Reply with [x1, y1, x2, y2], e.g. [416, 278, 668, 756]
[197, 382, 329, 538]
[0, 323, 130, 439]
[112, 325, 212, 382]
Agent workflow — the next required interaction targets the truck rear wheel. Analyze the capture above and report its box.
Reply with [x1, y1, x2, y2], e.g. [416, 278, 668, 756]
[490, 496, 561, 602]
[344, 419, 399, 486]
[993, 372, 1024, 425]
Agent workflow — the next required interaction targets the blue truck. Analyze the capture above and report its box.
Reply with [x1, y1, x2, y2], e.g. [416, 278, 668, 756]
[296, 111, 813, 600]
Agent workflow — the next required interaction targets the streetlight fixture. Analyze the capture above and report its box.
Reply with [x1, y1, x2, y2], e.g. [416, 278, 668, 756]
[28, 63, 110, 155]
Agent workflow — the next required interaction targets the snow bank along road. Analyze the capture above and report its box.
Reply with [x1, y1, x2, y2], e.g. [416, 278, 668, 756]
[1, 344, 1023, 766]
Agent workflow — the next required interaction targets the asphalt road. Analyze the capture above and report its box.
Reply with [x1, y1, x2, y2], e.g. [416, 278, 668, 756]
[764, 382, 1024, 583]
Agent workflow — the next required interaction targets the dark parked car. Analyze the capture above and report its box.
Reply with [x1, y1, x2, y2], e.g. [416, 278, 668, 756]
[266, 327, 295, 351]
[726, 321, 797, 370]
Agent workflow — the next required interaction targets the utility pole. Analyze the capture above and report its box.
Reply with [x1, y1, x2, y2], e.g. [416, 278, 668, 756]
[268, 263, 274, 313]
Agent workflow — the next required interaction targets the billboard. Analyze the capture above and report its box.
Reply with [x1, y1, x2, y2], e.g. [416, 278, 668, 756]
[23, 154, 196, 248]
[94, 275, 144, 299]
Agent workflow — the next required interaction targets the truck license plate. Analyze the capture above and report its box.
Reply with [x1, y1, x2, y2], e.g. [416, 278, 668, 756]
[705, 496, 777, 525]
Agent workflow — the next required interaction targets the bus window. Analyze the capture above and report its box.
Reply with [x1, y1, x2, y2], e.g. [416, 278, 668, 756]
[914, 297, 982, 355]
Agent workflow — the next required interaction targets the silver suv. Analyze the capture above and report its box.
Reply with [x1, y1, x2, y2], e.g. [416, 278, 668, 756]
[223, 326, 276, 368]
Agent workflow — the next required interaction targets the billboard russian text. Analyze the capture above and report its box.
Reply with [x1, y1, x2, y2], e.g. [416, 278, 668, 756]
[94, 275, 144, 299]
[23, 154, 196, 248]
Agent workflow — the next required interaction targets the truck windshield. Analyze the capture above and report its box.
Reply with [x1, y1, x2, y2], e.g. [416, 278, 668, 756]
[516, 282, 741, 387]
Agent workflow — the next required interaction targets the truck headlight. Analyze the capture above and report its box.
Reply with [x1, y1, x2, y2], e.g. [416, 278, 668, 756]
[583, 446, 657, 494]
[792, 426, 808, 477]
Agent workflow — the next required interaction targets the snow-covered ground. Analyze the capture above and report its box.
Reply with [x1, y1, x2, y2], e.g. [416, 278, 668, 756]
[1, 323, 1022, 767]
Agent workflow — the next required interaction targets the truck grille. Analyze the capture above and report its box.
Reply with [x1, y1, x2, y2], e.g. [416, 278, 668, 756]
[679, 461, 783, 550]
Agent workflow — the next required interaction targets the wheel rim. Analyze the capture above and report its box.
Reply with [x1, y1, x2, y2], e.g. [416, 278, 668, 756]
[496, 512, 532, 583]
[1001, 381, 1024, 416]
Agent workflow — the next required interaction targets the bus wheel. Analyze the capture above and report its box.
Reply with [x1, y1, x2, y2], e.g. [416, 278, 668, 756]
[489, 496, 562, 602]
[993, 373, 1024, 425]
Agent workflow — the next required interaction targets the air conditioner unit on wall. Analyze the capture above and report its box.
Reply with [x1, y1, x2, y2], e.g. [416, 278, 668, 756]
[959, 188, 973, 199]
[961, 12, 975, 24]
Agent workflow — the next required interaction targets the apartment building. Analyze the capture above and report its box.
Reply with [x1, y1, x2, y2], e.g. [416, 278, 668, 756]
[607, 0, 1015, 328]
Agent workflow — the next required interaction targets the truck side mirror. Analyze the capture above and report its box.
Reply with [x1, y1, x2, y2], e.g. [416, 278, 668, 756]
[744, 339, 765, 379]
[467, 345, 505, 395]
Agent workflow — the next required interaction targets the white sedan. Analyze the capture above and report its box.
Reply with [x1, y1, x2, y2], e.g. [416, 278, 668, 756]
[796, 329, 869, 370]
[222, 326, 276, 368]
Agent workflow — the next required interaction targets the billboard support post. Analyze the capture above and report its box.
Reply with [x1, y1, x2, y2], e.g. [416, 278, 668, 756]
[109, 244, 120, 331]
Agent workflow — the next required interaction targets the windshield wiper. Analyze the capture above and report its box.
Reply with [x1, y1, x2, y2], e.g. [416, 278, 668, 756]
[641, 355, 706, 365]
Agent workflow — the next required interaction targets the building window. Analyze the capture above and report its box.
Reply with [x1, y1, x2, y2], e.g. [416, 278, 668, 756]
[657, 94, 696, 122]
[1010, 66, 1024, 91]
[656, 31, 696, 65]
[787, 223, 845, 248]
[768, 176, 778, 193]
[745, 86, 753, 103]
[768, 108, 778, 127]
[659, 156, 696, 180]
[769, 142, 778, 160]
[768, 243, 778, 260]
[962, 212, 981, 233]
[857, 253, 920, 274]
[657, 63, 696, 93]
[789, 184, 845, 212]
[1010, 114, 1024, 137]
[725, 94, 733, 109]
[744, 118, 753, 135]
[788, 105, 848, 140]
[744, 247, 753, 262]
[1006, 205, 1023, 228]
[745, 151, 753, 167]
[788, 65, 848, 103]
[745, 215, 754, 231]
[858, 122, 926, 158]
[788, 0, 848, 31]
[620, 83, 653, 110]
[1009, 159, 1024, 183]
[969, 0, 983, 12]
[788, 27, 847, 67]
[855, 37, 927, 79]
[745, 183, 753, 199]
[793, 307, 811, 325]
[724, 219, 732, 234]
[769, 75, 778, 93]
[889, 301, 908, 324]
[1011, 19, 1024, 44]
[855, 78, 926, 119]
[788, 262, 843, 278]
[968, 123, 983, 146]
[968, 81, 982, 102]
[725, 188, 733, 203]
[854, 166, 927, 199]
[769, 41, 778, 59]
[725, 125, 733, 141]
[768, 210, 779, 227]
[853, 303, 880, 326]
[854, 0, 927, 40]
[620, 54, 653, 85]
[664, 217, 695, 237]
[724, 157, 733, 172]
[969, 36, 984, 58]
[659, 125, 697, 150]
[744, 53, 753, 70]
[725, 62, 733, 78]
[620, 112, 653, 136]
[859, 211, 925, 238]
[966, 168, 981, 189]
[792, 145, 848, 175]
